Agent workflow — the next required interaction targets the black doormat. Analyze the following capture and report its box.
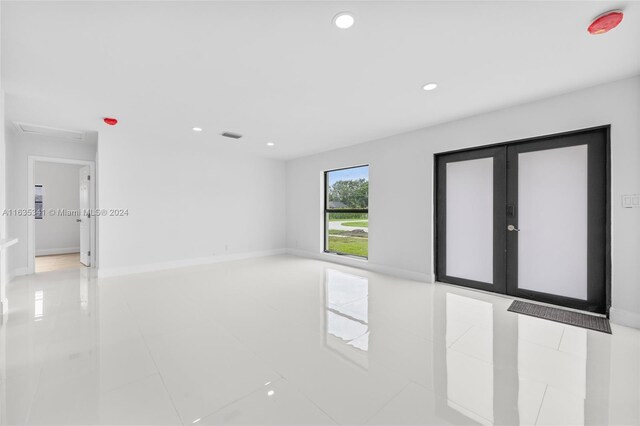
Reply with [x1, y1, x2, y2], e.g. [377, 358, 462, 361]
[508, 300, 611, 334]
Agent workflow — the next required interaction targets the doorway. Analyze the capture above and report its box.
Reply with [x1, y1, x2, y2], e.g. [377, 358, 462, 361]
[28, 157, 96, 274]
[435, 126, 610, 314]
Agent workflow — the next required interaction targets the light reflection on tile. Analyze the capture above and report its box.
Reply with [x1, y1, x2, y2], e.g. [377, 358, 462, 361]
[445, 293, 494, 425]
[0, 256, 638, 425]
[34, 290, 44, 321]
[325, 269, 370, 360]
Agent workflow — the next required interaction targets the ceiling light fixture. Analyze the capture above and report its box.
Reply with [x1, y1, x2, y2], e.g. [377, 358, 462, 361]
[192, 127, 203, 132]
[267, 142, 275, 147]
[422, 82, 438, 91]
[333, 12, 355, 29]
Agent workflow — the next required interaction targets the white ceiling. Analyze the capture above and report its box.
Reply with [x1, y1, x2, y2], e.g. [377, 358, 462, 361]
[2, 1, 639, 160]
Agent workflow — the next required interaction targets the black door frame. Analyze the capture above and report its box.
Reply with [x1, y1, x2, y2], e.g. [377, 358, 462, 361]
[434, 126, 611, 314]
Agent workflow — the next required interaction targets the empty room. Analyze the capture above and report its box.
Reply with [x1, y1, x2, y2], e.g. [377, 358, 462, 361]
[0, 1, 639, 425]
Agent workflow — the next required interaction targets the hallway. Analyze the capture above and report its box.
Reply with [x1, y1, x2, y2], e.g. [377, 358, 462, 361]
[35, 253, 84, 273]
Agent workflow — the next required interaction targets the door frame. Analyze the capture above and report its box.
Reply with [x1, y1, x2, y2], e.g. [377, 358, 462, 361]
[27, 156, 97, 274]
[434, 125, 611, 314]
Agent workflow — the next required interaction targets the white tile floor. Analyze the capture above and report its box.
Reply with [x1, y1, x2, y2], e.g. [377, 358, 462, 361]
[1, 255, 639, 425]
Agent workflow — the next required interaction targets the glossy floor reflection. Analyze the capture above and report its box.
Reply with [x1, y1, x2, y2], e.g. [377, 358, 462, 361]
[1, 255, 639, 425]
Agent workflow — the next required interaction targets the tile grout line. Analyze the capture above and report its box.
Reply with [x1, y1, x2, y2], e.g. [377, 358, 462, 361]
[201, 312, 290, 383]
[534, 385, 548, 426]
[124, 299, 187, 426]
[448, 324, 474, 349]
[283, 379, 341, 426]
[360, 380, 414, 425]
[556, 328, 566, 350]
[191, 311, 338, 424]
[190, 311, 338, 424]
[193, 379, 285, 423]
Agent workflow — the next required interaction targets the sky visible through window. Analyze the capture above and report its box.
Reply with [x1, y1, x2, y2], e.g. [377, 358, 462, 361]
[328, 166, 368, 186]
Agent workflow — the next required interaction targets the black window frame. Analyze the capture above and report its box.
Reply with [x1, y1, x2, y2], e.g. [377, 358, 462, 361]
[323, 165, 369, 259]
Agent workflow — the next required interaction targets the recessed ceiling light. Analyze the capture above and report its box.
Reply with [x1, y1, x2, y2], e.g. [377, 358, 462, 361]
[267, 142, 275, 147]
[334, 12, 355, 29]
[192, 127, 203, 132]
[422, 82, 438, 91]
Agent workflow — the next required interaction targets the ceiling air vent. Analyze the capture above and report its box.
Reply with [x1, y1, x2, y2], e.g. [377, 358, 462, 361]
[221, 131, 242, 139]
[14, 122, 86, 141]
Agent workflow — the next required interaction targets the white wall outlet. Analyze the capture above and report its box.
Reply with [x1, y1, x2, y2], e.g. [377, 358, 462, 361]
[622, 194, 640, 208]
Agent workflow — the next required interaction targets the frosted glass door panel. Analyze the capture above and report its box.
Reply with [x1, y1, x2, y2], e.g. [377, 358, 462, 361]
[517, 145, 588, 300]
[446, 158, 493, 284]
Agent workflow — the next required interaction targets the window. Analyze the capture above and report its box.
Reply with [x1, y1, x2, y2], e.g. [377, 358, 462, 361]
[324, 165, 369, 258]
[35, 185, 44, 220]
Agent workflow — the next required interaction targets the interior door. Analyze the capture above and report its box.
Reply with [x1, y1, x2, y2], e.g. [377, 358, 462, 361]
[79, 166, 91, 267]
[436, 127, 608, 314]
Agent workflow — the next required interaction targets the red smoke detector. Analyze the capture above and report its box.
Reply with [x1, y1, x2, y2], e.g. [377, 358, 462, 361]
[103, 117, 118, 126]
[588, 10, 623, 35]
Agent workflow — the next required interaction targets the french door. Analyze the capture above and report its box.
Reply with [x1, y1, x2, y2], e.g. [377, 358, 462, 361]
[435, 127, 609, 314]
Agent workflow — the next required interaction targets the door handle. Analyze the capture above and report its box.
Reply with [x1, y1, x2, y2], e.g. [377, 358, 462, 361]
[76, 219, 82, 223]
[507, 224, 520, 232]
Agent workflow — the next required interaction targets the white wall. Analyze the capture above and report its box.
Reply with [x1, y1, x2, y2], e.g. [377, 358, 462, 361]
[286, 76, 640, 328]
[97, 129, 286, 277]
[5, 129, 97, 275]
[34, 161, 82, 255]
[0, 2, 8, 315]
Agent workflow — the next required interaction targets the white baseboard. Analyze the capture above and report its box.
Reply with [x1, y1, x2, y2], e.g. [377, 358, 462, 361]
[35, 247, 80, 256]
[609, 307, 640, 329]
[9, 267, 29, 282]
[98, 248, 287, 279]
[286, 248, 433, 283]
